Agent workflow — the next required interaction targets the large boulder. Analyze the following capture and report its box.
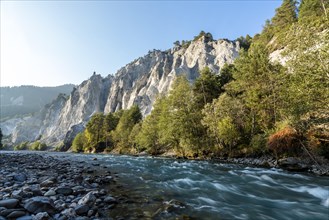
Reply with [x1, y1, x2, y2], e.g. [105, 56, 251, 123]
[0, 199, 19, 209]
[24, 197, 56, 214]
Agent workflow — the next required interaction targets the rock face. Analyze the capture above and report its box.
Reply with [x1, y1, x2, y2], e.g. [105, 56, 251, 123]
[9, 36, 240, 147]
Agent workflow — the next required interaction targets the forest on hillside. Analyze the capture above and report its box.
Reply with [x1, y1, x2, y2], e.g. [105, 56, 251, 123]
[14, 0, 329, 161]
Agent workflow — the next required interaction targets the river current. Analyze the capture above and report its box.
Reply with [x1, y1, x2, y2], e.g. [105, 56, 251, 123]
[60, 153, 329, 220]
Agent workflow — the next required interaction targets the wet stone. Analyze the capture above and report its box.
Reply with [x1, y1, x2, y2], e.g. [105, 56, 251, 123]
[0, 199, 19, 209]
[55, 187, 73, 196]
[14, 174, 27, 182]
[6, 210, 26, 218]
[75, 204, 89, 215]
[24, 196, 56, 215]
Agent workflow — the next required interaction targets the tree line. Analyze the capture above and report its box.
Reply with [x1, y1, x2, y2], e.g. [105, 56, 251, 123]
[72, 0, 328, 160]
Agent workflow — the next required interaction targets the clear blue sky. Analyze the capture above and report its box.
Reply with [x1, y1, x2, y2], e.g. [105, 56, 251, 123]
[1, 0, 282, 87]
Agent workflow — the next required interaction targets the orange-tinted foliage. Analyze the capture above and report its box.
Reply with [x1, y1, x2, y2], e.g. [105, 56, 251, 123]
[267, 127, 302, 157]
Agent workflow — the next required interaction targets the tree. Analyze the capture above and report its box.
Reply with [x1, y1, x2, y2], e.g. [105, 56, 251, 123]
[136, 96, 167, 154]
[236, 35, 252, 51]
[202, 93, 248, 155]
[271, 0, 297, 30]
[159, 75, 208, 157]
[299, 0, 329, 21]
[226, 45, 284, 133]
[71, 132, 87, 152]
[281, 19, 329, 131]
[193, 67, 222, 109]
[85, 113, 105, 152]
[103, 112, 120, 149]
[112, 105, 142, 151]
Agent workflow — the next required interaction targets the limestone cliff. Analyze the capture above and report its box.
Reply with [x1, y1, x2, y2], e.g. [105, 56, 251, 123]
[9, 36, 240, 146]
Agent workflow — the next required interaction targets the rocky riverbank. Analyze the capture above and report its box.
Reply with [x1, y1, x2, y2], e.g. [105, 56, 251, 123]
[0, 152, 119, 220]
[210, 156, 329, 176]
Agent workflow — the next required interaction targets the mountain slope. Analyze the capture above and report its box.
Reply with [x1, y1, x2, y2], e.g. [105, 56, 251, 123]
[8, 36, 240, 147]
[0, 84, 74, 120]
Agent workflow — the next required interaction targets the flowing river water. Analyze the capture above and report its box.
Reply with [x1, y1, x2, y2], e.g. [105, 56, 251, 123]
[57, 153, 329, 220]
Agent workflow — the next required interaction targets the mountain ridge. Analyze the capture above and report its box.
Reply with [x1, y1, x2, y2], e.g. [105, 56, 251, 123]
[5, 36, 240, 147]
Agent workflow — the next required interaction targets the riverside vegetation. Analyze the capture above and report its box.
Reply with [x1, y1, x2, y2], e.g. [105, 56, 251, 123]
[9, 1, 329, 169]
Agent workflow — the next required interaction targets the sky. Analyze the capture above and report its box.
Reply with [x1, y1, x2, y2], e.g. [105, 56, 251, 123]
[1, 0, 282, 87]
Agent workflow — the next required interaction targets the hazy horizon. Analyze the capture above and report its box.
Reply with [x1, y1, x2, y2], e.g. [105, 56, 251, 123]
[1, 1, 281, 87]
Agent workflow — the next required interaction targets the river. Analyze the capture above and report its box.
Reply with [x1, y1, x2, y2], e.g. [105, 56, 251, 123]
[56, 153, 329, 220]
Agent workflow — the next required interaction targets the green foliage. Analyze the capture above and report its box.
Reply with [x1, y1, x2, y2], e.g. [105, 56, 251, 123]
[299, 0, 329, 22]
[193, 31, 213, 42]
[14, 142, 29, 151]
[236, 35, 252, 51]
[71, 132, 87, 153]
[129, 122, 143, 153]
[181, 40, 191, 49]
[136, 96, 166, 154]
[76, 2, 327, 160]
[193, 67, 222, 109]
[85, 113, 106, 152]
[29, 141, 47, 151]
[112, 105, 142, 152]
[271, 0, 297, 30]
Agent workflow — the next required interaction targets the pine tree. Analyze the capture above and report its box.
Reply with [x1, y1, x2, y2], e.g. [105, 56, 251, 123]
[193, 67, 222, 109]
[299, 0, 329, 21]
[85, 113, 105, 152]
[112, 105, 142, 151]
[271, 0, 297, 29]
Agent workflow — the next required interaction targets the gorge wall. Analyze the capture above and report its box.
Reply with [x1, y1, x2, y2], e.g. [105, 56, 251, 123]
[8, 36, 240, 147]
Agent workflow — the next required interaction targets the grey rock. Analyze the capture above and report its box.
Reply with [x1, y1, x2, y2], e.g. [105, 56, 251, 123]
[24, 196, 56, 214]
[7, 210, 26, 218]
[74, 204, 89, 215]
[0, 198, 19, 209]
[78, 192, 96, 206]
[10, 38, 240, 147]
[103, 196, 117, 204]
[61, 208, 76, 218]
[40, 180, 54, 187]
[44, 190, 56, 197]
[32, 212, 49, 220]
[55, 187, 73, 195]
[14, 173, 27, 182]
[16, 216, 33, 220]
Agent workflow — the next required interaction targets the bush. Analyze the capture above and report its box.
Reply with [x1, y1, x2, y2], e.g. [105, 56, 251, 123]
[29, 141, 47, 151]
[267, 127, 302, 158]
[308, 128, 329, 159]
[71, 133, 86, 153]
[249, 134, 268, 156]
[14, 142, 29, 151]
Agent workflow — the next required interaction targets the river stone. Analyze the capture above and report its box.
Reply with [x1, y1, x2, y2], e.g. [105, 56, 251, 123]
[6, 210, 26, 218]
[16, 216, 33, 220]
[44, 190, 56, 196]
[55, 187, 73, 195]
[40, 180, 54, 187]
[61, 208, 76, 218]
[33, 212, 50, 220]
[14, 173, 27, 182]
[74, 204, 89, 215]
[0, 198, 19, 208]
[24, 196, 56, 214]
[78, 192, 96, 206]
[104, 196, 117, 204]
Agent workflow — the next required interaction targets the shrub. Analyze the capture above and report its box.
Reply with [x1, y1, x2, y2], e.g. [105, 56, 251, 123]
[14, 142, 29, 151]
[249, 133, 268, 156]
[267, 127, 302, 158]
[308, 128, 329, 159]
[29, 141, 47, 151]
